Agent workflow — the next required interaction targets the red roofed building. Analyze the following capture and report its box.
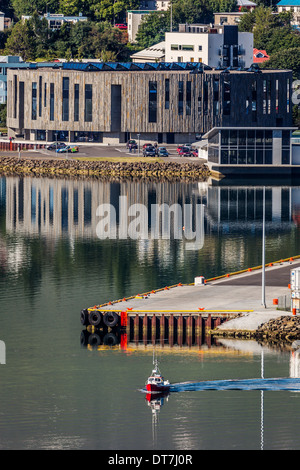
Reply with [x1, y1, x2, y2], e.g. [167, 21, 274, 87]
[253, 48, 270, 63]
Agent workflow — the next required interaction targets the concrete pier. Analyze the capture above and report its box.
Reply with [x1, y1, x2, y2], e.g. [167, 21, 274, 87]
[91, 257, 300, 333]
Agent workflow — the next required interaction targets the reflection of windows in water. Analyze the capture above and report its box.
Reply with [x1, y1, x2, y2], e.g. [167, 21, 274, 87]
[84, 188, 92, 226]
[61, 188, 68, 231]
[219, 187, 274, 222]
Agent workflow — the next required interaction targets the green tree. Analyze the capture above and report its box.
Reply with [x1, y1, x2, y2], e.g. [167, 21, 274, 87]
[89, 0, 139, 22]
[135, 11, 170, 49]
[4, 20, 36, 60]
[11, 0, 60, 19]
[239, 6, 300, 54]
[0, 104, 6, 127]
[261, 47, 300, 79]
[293, 105, 300, 128]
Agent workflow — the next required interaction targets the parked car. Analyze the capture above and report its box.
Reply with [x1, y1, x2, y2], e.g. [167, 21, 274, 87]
[47, 142, 67, 150]
[143, 143, 153, 149]
[115, 24, 127, 30]
[177, 145, 184, 154]
[158, 147, 169, 157]
[56, 145, 79, 153]
[143, 146, 156, 157]
[179, 146, 191, 157]
[126, 139, 137, 149]
[191, 149, 198, 157]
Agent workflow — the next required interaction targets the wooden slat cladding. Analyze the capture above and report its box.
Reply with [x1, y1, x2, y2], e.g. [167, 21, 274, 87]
[7, 68, 293, 136]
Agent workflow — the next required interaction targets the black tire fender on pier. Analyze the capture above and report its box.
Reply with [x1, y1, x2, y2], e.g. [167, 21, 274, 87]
[88, 333, 102, 347]
[103, 332, 118, 346]
[89, 310, 103, 327]
[80, 309, 89, 326]
[103, 311, 119, 327]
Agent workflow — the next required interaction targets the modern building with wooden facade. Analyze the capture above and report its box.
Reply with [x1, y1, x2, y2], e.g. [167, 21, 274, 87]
[6, 60, 295, 168]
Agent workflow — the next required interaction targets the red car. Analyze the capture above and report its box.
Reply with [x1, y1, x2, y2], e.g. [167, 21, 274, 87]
[179, 147, 191, 156]
[177, 145, 184, 154]
[143, 143, 153, 149]
[115, 24, 127, 30]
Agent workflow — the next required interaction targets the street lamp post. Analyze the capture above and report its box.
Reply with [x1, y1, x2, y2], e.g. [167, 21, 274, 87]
[262, 186, 266, 308]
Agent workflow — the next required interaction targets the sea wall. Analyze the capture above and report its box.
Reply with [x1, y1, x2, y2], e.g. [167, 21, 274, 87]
[0, 156, 211, 182]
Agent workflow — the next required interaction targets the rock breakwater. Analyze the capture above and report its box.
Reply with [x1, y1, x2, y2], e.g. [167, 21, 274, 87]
[255, 315, 300, 343]
[0, 156, 211, 182]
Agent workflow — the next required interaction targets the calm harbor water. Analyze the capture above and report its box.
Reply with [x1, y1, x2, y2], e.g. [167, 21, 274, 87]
[0, 175, 300, 450]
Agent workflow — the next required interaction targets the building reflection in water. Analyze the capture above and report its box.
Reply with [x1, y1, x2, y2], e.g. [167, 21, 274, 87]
[3, 177, 300, 241]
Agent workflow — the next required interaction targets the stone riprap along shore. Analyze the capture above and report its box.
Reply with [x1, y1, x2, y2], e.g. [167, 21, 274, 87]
[255, 316, 300, 344]
[0, 156, 211, 182]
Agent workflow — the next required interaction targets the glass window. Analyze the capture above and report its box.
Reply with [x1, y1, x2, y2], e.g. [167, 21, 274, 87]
[247, 149, 255, 164]
[265, 150, 272, 164]
[186, 81, 191, 115]
[256, 149, 263, 164]
[238, 130, 246, 146]
[182, 45, 194, 51]
[223, 79, 230, 115]
[44, 83, 47, 107]
[247, 130, 255, 146]
[178, 81, 184, 116]
[74, 84, 79, 121]
[221, 130, 229, 146]
[39, 76, 42, 117]
[221, 150, 228, 164]
[203, 81, 208, 115]
[171, 44, 179, 50]
[14, 75, 17, 119]
[229, 150, 237, 164]
[165, 79, 169, 110]
[198, 95, 202, 115]
[282, 130, 290, 147]
[238, 150, 246, 165]
[263, 80, 267, 115]
[256, 130, 264, 146]
[32, 82, 37, 120]
[84, 84, 93, 122]
[213, 78, 219, 115]
[149, 81, 157, 123]
[50, 83, 54, 121]
[282, 149, 290, 164]
[229, 130, 237, 146]
[62, 77, 69, 122]
[265, 130, 272, 146]
[252, 80, 257, 122]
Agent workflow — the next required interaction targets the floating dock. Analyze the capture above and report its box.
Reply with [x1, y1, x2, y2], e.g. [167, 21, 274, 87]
[81, 256, 300, 336]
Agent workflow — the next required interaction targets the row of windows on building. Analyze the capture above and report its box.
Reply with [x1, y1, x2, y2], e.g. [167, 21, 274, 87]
[13, 75, 290, 124]
[30, 78, 93, 123]
[208, 129, 291, 165]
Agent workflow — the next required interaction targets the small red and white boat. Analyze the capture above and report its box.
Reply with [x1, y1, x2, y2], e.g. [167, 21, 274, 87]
[146, 360, 170, 393]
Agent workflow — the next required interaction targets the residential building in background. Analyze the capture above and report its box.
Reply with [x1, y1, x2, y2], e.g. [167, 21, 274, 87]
[0, 11, 12, 31]
[131, 42, 165, 62]
[253, 48, 270, 64]
[277, 0, 300, 29]
[22, 12, 87, 30]
[236, 0, 256, 10]
[214, 12, 247, 25]
[165, 25, 253, 68]
[0, 56, 29, 104]
[127, 1, 170, 42]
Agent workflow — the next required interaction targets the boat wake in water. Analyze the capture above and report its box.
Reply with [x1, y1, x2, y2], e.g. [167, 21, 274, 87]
[169, 377, 300, 393]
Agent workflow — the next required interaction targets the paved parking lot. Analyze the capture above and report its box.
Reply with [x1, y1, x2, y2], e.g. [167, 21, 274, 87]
[0, 141, 206, 164]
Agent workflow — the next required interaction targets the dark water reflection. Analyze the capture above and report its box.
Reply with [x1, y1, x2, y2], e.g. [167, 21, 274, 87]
[0, 176, 300, 450]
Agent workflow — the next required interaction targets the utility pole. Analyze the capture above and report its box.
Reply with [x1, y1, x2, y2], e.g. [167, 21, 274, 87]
[262, 186, 266, 308]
